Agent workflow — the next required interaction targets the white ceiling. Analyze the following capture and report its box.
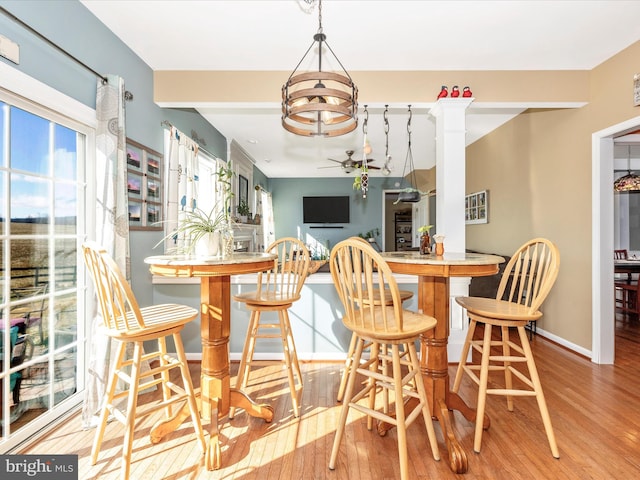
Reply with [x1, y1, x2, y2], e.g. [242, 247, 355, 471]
[81, 0, 640, 178]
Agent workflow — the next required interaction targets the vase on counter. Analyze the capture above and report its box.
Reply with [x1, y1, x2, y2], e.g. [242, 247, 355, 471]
[195, 231, 221, 257]
[433, 234, 445, 256]
[220, 222, 234, 257]
[419, 233, 431, 255]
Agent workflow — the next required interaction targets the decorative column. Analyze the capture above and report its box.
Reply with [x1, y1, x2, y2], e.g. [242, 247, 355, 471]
[429, 97, 473, 360]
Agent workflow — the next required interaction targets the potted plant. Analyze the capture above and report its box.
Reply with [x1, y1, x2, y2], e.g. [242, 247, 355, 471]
[160, 207, 227, 256]
[358, 228, 380, 242]
[237, 200, 250, 223]
[156, 160, 236, 256]
[418, 224, 433, 255]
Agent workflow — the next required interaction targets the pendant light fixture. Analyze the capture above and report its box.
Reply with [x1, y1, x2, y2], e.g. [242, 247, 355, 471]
[281, 0, 358, 137]
[396, 105, 421, 203]
[614, 145, 640, 192]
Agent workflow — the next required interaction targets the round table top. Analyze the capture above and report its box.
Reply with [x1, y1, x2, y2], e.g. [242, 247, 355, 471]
[380, 251, 504, 277]
[144, 252, 277, 277]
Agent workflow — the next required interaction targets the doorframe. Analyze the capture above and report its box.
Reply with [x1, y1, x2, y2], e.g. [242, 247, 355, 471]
[592, 115, 640, 364]
[381, 189, 404, 252]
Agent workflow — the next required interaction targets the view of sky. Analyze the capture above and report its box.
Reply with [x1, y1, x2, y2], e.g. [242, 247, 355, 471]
[1, 102, 79, 220]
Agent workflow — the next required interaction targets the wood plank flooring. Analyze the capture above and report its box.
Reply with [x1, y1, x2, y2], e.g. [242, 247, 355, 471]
[19, 315, 640, 479]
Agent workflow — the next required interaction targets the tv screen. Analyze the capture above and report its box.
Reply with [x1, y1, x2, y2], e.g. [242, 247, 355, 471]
[303, 196, 350, 223]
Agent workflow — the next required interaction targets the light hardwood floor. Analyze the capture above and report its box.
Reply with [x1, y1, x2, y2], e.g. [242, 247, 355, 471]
[20, 315, 640, 479]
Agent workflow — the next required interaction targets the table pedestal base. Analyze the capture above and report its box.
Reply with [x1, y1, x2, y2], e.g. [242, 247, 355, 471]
[149, 386, 274, 470]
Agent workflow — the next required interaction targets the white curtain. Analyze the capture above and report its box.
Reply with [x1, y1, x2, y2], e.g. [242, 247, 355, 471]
[82, 74, 130, 428]
[261, 190, 275, 248]
[165, 126, 199, 253]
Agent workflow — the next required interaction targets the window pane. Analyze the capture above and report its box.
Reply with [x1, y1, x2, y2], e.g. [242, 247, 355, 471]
[54, 238, 77, 290]
[11, 173, 51, 223]
[10, 107, 50, 175]
[53, 125, 77, 180]
[55, 181, 77, 235]
[0, 101, 5, 167]
[9, 238, 49, 290]
[0, 170, 5, 220]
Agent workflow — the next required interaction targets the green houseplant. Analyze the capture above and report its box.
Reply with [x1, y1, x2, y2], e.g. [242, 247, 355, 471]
[159, 207, 226, 255]
[237, 200, 250, 222]
[156, 160, 235, 256]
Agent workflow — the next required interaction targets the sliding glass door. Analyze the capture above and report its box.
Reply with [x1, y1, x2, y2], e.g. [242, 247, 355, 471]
[0, 89, 89, 450]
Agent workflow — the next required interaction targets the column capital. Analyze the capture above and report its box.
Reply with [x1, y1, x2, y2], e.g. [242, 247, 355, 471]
[429, 97, 474, 118]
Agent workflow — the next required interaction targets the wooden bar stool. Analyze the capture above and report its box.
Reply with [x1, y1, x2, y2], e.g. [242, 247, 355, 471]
[82, 242, 205, 480]
[453, 238, 560, 458]
[231, 237, 310, 418]
[328, 238, 440, 480]
[335, 237, 415, 403]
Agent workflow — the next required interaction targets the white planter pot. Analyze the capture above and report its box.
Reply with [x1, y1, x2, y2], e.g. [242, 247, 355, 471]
[195, 231, 221, 257]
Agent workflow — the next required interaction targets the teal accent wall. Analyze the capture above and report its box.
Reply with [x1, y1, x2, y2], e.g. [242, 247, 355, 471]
[271, 176, 403, 255]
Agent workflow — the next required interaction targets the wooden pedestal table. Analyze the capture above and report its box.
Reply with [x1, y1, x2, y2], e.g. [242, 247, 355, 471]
[379, 251, 504, 474]
[144, 252, 277, 470]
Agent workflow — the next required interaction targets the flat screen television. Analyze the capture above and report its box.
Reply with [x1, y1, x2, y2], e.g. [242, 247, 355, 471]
[303, 196, 350, 223]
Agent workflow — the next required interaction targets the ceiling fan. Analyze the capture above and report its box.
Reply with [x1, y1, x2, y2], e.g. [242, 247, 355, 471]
[318, 150, 380, 173]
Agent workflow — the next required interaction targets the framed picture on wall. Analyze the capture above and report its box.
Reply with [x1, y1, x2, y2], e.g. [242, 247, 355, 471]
[239, 174, 249, 207]
[465, 190, 488, 224]
[126, 138, 163, 230]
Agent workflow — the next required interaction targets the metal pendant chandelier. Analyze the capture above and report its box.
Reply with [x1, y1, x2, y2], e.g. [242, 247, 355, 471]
[614, 145, 640, 192]
[282, 0, 358, 137]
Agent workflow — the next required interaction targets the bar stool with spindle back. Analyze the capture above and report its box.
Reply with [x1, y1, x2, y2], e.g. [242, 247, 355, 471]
[328, 238, 441, 480]
[453, 238, 561, 458]
[82, 242, 205, 480]
[231, 237, 310, 418]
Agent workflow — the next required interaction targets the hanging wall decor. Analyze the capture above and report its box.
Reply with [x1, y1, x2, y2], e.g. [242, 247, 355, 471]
[126, 138, 163, 230]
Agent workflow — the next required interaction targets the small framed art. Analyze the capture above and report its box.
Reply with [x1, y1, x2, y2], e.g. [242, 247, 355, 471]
[126, 138, 163, 230]
[465, 190, 488, 224]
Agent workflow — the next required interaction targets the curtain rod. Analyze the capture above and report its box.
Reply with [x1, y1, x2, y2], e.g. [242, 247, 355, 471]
[1, 6, 108, 85]
[161, 120, 221, 160]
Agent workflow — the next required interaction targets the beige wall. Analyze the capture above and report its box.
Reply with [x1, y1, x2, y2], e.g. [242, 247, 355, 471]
[466, 40, 640, 350]
[155, 70, 589, 104]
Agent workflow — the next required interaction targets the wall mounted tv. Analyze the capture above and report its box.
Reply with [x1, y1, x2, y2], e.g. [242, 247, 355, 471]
[303, 196, 350, 224]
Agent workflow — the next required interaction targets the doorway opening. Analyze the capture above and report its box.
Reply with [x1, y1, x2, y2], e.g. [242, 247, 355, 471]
[593, 115, 640, 365]
[381, 190, 435, 252]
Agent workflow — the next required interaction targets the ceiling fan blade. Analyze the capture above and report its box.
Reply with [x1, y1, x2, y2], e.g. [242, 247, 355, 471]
[318, 165, 342, 169]
[354, 159, 376, 168]
[326, 158, 345, 164]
